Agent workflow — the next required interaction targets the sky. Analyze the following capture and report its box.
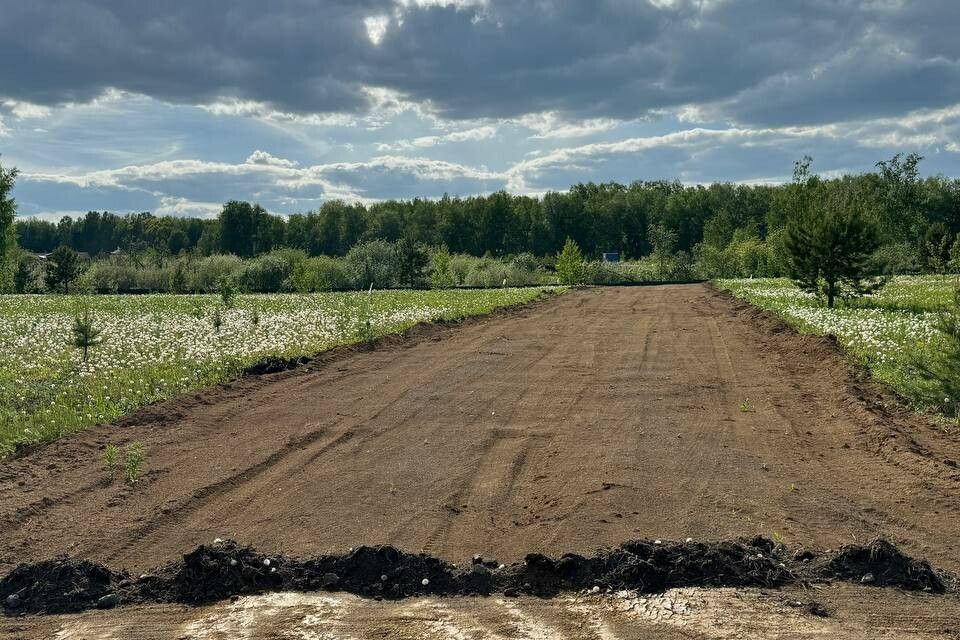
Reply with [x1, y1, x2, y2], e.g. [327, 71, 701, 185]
[3, 0, 960, 220]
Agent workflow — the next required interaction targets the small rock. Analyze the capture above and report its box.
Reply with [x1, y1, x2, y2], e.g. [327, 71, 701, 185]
[5, 594, 20, 609]
[654, 540, 662, 545]
[322, 572, 339, 588]
[861, 573, 875, 584]
[214, 537, 223, 544]
[590, 586, 600, 593]
[262, 558, 271, 567]
[96, 593, 119, 609]
[421, 578, 430, 586]
[793, 549, 816, 562]
[229, 559, 238, 567]
[685, 537, 693, 543]
[472, 554, 483, 565]
[381, 574, 388, 582]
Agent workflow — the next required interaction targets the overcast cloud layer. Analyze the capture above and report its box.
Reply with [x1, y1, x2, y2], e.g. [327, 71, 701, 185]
[3, 0, 960, 218]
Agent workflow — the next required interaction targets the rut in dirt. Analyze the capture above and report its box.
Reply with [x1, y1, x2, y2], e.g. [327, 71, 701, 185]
[0, 537, 946, 615]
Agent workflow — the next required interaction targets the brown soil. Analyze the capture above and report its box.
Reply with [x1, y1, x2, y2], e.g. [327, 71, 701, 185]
[1, 286, 959, 615]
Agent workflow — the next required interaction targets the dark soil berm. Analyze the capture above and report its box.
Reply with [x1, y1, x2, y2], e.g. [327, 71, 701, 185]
[0, 537, 945, 615]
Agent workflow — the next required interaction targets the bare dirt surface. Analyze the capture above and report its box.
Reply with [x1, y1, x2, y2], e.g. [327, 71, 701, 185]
[5, 586, 960, 640]
[2, 284, 960, 637]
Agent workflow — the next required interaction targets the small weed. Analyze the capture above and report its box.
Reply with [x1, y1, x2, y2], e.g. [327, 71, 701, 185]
[771, 531, 785, 545]
[104, 444, 118, 481]
[124, 443, 145, 484]
[250, 307, 260, 327]
[212, 306, 223, 332]
[355, 285, 376, 344]
[739, 399, 753, 412]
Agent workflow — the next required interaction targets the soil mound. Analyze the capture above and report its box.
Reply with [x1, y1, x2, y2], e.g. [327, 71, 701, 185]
[0, 557, 126, 614]
[820, 539, 944, 592]
[142, 540, 289, 604]
[0, 537, 947, 616]
[512, 537, 790, 596]
[296, 545, 470, 598]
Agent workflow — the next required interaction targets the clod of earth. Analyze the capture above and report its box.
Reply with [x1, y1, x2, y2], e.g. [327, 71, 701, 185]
[815, 539, 945, 592]
[0, 537, 947, 616]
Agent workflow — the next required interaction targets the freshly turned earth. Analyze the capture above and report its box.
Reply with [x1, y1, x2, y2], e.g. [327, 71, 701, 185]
[2, 284, 960, 638]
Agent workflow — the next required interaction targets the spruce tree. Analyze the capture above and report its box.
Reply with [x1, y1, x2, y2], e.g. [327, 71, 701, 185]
[784, 187, 882, 308]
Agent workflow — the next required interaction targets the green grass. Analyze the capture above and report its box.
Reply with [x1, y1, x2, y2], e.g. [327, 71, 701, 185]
[718, 276, 957, 415]
[0, 287, 559, 454]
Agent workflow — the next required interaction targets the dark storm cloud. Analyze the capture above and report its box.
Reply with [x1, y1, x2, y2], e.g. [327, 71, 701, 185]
[2, 0, 959, 125]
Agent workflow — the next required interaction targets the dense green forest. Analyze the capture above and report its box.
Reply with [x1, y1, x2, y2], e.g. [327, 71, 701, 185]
[4, 154, 960, 293]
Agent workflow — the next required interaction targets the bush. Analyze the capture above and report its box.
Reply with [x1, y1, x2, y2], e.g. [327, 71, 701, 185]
[448, 254, 474, 286]
[555, 238, 586, 285]
[429, 246, 456, 289]
[288, 256, 354, 292]
[236, 250, 301, 292]
[464, 259, 512, 287]
[193, 255, 243, 292]
[583, 261, 628, 285]
[873, 241, 920, 275]
[346, 240, 397, 289]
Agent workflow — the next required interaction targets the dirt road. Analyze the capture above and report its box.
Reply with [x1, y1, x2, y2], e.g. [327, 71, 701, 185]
[2, 284, 959, 574]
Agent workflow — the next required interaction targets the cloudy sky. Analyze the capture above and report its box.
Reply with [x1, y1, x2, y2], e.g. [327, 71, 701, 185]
[3, 0, 960, 219]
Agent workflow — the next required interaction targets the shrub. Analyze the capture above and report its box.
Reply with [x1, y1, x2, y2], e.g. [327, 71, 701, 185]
[464, 259, 512, 287]
[429, 246, 456, 289]
[555, 238, 586, 285]
[448, 253, 474, 286]
[346, 240, 397, 289]
[193, 254, 243, 292]
[288, 256, 354, 292]
[236, 251, 299, 292]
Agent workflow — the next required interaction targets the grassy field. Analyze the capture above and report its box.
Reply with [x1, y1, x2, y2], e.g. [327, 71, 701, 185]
[0, 287, 556, 453]
[718, 276, 957, 416]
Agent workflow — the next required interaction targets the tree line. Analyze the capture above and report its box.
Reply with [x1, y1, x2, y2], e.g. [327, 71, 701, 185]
[2, 153, 960, 296]
[10, 153, 956, 263]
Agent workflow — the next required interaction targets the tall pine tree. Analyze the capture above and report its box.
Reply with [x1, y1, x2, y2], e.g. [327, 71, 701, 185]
[0, 162, 18, 293]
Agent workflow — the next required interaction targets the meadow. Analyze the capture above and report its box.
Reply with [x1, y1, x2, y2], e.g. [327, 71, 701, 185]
[718, 275, 957, 415]
[0, 287, 554, 454]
